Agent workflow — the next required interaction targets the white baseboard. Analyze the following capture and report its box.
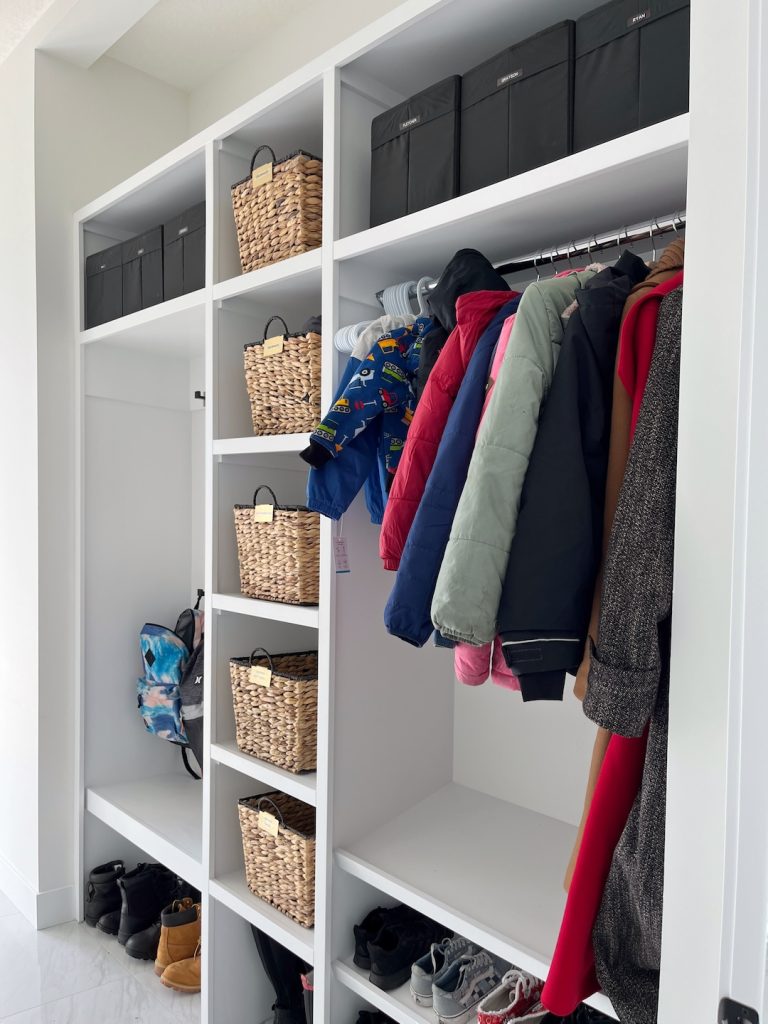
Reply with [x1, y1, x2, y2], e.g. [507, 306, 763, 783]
[0, 852, 37, 925]
[36, 884, 75, 929]
[0, 853, 75, 929]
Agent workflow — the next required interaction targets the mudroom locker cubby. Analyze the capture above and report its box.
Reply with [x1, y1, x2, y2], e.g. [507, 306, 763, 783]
[74, 0, 768, 1022]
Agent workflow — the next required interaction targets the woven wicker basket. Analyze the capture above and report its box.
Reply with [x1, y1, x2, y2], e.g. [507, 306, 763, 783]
[234, 485, 320, 605]
[232, 146, 322, 275]
[244, 316, 321, 436]
[238, 791, 315, 928]
[230, 649, 318, 773]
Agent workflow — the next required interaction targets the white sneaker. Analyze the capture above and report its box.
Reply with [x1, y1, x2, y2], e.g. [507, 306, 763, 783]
[477, 969, 546, 1024]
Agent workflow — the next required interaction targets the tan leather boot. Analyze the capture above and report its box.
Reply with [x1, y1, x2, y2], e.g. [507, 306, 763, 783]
[160, 940, 201, 993]
[154, 899, 200, 977]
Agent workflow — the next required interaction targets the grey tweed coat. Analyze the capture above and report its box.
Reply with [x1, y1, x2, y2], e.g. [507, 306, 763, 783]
[583, 287, 683, 1024]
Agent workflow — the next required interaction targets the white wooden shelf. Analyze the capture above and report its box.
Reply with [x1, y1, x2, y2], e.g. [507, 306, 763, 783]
[334, 115, 689, 283]
[210, 871, 314, 964]
[79, 290, 206, 357]
[336, 783, 616, 1020]
[213, 249, 322, 306]
[210, 740, 317, 805]
[334, 959, 432, 1024]
[86, 773, 203, 889]
[211, 592, 320, 628]
[213, 434, 310, 457]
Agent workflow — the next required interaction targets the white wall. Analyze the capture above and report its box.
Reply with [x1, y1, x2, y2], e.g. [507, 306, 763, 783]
[187, 0, 402, 133]
[32, 50, 189, 916]
[0, 43, 41, 917]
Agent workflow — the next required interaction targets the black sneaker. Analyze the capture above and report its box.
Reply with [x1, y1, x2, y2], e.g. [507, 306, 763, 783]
[368, 918, 452, 991]
[84, 860, 125, 927]
[353, 905, 421, 970]
[542, 1007, 613, 1023]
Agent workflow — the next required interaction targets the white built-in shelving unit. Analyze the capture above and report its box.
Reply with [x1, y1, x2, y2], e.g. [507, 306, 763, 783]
[74, 0, 765, 1022]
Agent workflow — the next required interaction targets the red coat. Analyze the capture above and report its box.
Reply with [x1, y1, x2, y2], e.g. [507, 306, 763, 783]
[379, 291, 512, 570]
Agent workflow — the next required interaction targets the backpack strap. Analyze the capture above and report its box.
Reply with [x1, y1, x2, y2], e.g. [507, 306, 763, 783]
[181, 746, 201, 780]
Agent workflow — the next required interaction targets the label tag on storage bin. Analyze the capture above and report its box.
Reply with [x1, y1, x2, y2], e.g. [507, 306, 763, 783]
[258, 811, 280, 837]
[252, 162, 273, 188]
[249, 665, 272, 688]
[253, 504, 274, 523]
[263, 335, 285, 356]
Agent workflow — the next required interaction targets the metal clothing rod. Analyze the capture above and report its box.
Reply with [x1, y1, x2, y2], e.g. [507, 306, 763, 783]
[375, 211, 686, 305]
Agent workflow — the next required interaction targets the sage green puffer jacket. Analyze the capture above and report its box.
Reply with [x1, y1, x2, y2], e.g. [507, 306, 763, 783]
[431, 268, 599, 645]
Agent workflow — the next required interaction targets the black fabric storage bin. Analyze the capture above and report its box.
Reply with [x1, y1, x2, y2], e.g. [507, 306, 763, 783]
[460, 21, 574, 196]
[574, 0, 689, 152]
[85, 243, 122, 329]
[164, 202, 206, 300]
[370, 76, 461, 228]
[122, 227, 163, 316]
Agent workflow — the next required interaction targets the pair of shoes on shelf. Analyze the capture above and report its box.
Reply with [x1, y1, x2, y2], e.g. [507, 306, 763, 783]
[412, 938, 545, 1024]
[354, 904, 452, 990]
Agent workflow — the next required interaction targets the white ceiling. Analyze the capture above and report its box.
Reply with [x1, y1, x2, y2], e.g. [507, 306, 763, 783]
[107, 0, 311, 92]
[0, 0, 58, 64]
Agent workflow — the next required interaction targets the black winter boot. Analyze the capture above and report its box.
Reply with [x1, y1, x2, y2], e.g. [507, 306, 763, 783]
[97, 908, 121, 935]
[116, 863, 177, 945]
[251, 925, 310, 1024]
[84, 860, 125, 927]
[124, 920, 162, 960]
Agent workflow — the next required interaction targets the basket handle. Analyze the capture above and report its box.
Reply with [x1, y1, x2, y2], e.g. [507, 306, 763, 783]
[250, 145, 277, 174]
[252, 484, 281, 509]
[248, 647, 275, 671]
[262, 315, 289, 341]
[257, 796, 285, 828]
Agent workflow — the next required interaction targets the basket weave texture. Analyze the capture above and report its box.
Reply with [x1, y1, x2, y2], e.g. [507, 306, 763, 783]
[234, 488, 320, 606]
[230, 650, 318, 773]
[238, 791, 316, 928]
[244, 331, 321, 436]
[231, 150, 322, 274]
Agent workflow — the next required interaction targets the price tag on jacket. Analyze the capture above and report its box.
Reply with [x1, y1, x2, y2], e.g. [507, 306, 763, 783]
[263, 335, 285, 356]
[251, 162, 273, 188]
[253, 504, 274, 523]
[249, 665, 272, 688]
[334, 536, 350, 573]
[258, 811, 280, 837]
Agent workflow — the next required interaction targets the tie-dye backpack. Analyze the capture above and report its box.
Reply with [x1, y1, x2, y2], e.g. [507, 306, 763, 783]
[137, 591, 204, 778]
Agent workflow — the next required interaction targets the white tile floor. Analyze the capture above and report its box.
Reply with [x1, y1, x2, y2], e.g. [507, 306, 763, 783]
[0, 890, 200, 1023]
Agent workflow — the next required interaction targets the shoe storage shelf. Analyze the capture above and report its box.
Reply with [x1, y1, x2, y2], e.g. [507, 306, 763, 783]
[74, 0, 757, 1022]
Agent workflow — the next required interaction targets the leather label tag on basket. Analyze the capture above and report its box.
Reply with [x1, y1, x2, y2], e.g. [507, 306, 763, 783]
[258, 811, 280, 838]
[249, 665, 272, 688]
[253, 504, 274, 523]
[251, 162, 273, 188]
[263, 334, 285, 356]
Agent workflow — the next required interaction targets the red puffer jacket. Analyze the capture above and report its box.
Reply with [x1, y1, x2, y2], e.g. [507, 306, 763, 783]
[379, 290, 513, 570]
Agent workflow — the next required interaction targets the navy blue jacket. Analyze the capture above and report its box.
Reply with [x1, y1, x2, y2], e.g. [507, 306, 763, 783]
[384, 296, 521, 646]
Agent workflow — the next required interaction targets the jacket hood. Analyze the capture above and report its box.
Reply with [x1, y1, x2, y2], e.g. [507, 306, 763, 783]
[428, 248, 510, 331]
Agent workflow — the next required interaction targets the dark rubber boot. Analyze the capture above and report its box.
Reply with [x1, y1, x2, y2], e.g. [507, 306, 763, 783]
[84, 860, 125, 927]
[116, 863, 177, 946]
[97, 908, 121, 935]
[125, 920, 162, 960]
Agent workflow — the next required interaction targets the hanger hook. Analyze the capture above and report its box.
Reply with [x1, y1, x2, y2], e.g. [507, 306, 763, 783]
[550, 247, 558, 275]
[566, 242, 575, 270]
[649, 218, 656, 263]
[672, 211, 682, 235]
[533, 250, 541, 282]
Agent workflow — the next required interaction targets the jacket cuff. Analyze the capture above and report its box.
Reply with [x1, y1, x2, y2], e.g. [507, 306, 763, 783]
[583, 641, 659, 737]
[518, 671, 565, 702]
[500, 632, 583, 675]
[382, 557, 400, 571]
[300, 441, 334, 468]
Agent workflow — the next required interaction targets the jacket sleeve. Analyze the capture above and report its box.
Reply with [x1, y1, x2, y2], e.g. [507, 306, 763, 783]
[430, 284, 565, 645]
[307, 356, 380, 521]
[583, 290, 682, 737]
[304, 333, 410, 465]
[378, 323, 464, 571]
